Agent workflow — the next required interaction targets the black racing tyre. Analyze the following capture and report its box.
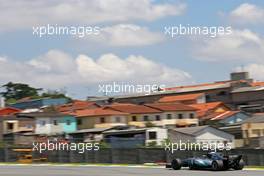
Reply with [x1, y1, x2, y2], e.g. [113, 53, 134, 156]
[212, 160, 224, 171]
[171, 159, 182, 170]
[233, 159, 244, 170]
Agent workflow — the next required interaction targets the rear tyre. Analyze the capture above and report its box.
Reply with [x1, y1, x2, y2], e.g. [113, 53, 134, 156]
[212, 160, 224, 171]
[233, 159, 244, 170]
[171, 159, 182, 170]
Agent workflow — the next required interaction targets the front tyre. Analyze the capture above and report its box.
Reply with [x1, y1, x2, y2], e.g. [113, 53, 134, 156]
[171, 159, 182, 170]
[212, 160, 224, 171]
[233, 159, 244, 170]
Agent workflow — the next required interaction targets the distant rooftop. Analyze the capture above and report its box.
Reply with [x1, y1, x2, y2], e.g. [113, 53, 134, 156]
[243, 113, 264, 123]
[158, 93, 204, 103]
[171, 125, 210, 136]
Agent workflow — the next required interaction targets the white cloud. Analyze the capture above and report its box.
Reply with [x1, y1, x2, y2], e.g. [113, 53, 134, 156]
[0, 56, 7, 62]
[0, 50, 192, 89]
[228, 3, 264, 24]
[195, 27, 264, 81]
[86, 24, 164, 46]
[235, 64, 264, 81]
[193, 29, 264, 63]
[28, 50, 76, 73]
[0, 0, 186, 31]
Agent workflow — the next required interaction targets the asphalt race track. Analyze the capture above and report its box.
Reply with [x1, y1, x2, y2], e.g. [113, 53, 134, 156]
[0, 165, 263, 176]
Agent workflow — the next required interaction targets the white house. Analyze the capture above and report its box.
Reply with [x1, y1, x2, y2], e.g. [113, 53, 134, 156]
[169, 125, 235, 148]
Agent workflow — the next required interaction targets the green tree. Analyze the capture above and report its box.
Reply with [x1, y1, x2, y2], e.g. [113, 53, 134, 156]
[1, 82, 72, 104]
[0, 82, 42, 102]
[41, 91, 71, 100]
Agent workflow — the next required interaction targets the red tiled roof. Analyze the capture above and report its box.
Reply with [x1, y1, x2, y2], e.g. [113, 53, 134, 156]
[251, 82, 264, 87]
[202, 111, 240, 120]
[190, 102, 229, 118]
[164, 81, 231, 91]
[0, 107, 22, 116]
[145, 103, 197, 112]
[158, 93, 204, 103]
[73, 108, 128, 117]
[105, 103, 161, 114]
[190, 102, 225, 110]
[57, 100, 99, 112]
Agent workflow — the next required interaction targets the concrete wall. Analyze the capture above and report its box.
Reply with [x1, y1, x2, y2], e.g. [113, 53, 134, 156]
[0, 146, 263, 165]
[2, 147, 263, 165]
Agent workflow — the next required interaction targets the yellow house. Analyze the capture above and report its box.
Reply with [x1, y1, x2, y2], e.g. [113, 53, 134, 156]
[106, 103, 198, 128]
[73, 108, 129, 129]
[241, 113, 264, 138]
[105, 103, 162, 128]
[145, 103, 198, 128]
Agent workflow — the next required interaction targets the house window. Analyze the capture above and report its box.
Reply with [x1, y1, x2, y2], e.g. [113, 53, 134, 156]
[190, 113, 194, 119]
[155, 115, 161, 121]
[66, 120, 71, 125]
[115, 117, 121, 123]
[100, 117, 105, 123]
[143, 115, 149, 121]
[41, 120, 46, 126]
[217, 91, 227, 96]
[7, 123, 14, 130]
[77, 119, 82, 125]
[252, 129, 261, 136]
[148, 131, 157, 140]
[132, 116, 137, 121]
[167, 114, 172, 119]
[178, 114, 183, 119]
[53, 120, 58, 126]
[26, 124, 32, 128]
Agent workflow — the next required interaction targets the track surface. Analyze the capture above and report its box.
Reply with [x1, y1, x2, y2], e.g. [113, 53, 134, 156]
[0, 165, 263, 176]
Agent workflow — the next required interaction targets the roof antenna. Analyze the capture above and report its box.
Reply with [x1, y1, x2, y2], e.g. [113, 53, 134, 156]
[241, 65, 245, 72]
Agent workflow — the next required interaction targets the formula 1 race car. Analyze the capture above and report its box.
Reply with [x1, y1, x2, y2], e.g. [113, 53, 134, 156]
[166, 152, 244, 171]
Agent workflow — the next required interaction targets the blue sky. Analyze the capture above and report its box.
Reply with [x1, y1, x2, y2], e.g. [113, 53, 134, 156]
[0, 0, 264, 98]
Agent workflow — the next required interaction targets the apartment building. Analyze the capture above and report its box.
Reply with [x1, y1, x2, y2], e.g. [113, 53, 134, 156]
[106, 103, 198, 128]
[105, 103, 162, 128]
[74, 108, 129, 129]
